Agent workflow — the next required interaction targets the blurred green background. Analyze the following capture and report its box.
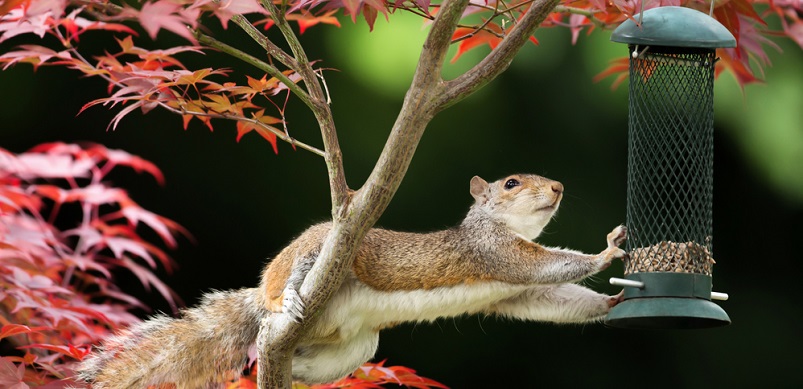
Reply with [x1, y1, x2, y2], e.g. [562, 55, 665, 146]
[1, 10, 802, 388]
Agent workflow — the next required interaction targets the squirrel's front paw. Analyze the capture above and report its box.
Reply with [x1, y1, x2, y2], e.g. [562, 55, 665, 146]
[606, 225, 627, 248]
[600, 246, 627, 264]
[601, 226, 627, 267]
[282, 287, 305, 322]
[595, 225, 627, 268]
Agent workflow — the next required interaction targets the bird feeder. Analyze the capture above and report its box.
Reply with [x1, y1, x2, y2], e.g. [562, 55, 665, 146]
[604, 6, 734, 329]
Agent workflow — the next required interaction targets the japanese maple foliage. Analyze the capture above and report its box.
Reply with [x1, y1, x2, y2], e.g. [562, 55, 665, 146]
[307, 360, 448, 389]
[0, 0, 799, 153]
[0, 142, 182, 387]
[224, 360, 448, 389]
[0, 141, 445, 387]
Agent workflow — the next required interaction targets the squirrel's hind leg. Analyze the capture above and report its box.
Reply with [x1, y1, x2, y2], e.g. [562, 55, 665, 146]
[487, 283, 616, 324]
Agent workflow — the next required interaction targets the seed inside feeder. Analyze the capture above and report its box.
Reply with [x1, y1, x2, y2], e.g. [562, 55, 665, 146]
[626, 241, 715, 275]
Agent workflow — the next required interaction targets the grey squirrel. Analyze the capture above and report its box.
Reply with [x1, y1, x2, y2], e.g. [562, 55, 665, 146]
[77, 173, 626, 388]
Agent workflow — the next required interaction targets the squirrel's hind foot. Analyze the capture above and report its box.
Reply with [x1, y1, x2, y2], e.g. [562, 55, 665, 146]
[282, 286, 305, 322]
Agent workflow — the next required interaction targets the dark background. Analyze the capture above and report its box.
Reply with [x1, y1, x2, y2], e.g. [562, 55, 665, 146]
[1, 11, 802, 388]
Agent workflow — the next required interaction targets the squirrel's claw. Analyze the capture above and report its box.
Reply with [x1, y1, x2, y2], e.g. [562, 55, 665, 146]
[282, 287, 305, 322]
[607, 290, 625, 308]
[606, 225, 627, 248]
[602, 246, 627, 263]
[598, 226, 627, 266]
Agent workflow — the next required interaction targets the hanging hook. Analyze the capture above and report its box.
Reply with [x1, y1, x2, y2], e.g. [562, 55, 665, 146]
[638, 0, 645, 27]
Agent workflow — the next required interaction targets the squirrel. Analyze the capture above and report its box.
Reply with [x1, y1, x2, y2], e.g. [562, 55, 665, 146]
[77, 173, 627, 388]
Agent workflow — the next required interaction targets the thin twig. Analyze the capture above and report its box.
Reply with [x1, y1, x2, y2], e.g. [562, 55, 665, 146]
[443, 0, 541, 44]
[280, 91, 293, 148]
[395, 4, 432, 19]
[439, 0, 562, 107]
[427, 0, 539, 15]
[394, 3, 510, 37]
[554, 5, 609, 28]
[194, 31, 314, 111]
[450, 25, 505, 44]
[316, 69, 332, 105]
[453, 0, 504, 44]
[230, 14, 303, 74]
[161, 103, 325, 157]
[75, 0, 125, 17]
[62, 44, 117, 87]
[258, 0, 349, 212]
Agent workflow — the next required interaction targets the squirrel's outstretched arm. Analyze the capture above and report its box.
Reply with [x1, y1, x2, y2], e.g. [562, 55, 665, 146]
[486, 225, 627, 286]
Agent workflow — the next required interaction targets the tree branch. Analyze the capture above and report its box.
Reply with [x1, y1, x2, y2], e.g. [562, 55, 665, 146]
[438, 0, 562, 108]
[195, 31, 314, 111]
[554, 5, 610, 29]
[160, 104, 325, 157]
[230, 14, 304, 74]
[259, 0, 348, 214]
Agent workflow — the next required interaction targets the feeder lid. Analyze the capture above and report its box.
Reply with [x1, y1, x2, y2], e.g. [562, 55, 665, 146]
[611, 6, 736, 48]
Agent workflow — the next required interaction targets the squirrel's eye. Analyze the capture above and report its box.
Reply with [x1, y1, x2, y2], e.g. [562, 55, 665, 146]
[504, 179, 520, 190]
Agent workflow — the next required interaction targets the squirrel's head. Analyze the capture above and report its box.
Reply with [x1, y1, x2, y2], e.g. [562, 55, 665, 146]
[470, 174, 563, 240]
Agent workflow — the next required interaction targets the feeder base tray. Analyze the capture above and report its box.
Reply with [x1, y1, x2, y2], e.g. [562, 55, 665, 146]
[605, 297, 730, 329]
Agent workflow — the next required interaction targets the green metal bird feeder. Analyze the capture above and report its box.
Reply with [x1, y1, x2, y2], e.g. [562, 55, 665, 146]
[604, 6, 734, 329]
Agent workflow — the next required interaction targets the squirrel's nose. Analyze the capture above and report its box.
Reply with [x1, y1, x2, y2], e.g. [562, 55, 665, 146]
[551, 182, 564, 194]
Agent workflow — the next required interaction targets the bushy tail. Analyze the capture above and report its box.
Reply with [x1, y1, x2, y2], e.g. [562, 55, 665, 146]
[77, 288, 265, 389]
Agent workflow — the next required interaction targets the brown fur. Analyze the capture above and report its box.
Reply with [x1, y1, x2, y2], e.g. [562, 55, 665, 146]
[78, 173, 625, 387]
[260, 173, 569, 312]
[78, 288, 264, 389]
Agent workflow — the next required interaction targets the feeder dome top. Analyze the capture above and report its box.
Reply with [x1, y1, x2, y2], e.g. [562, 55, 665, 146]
[611, 6, 736, 48]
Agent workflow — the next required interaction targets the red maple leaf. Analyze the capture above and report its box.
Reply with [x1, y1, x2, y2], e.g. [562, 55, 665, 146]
[132, 0, 200, 43]
[0, 324, 46, 341]
[594, 57, 630, 89]
[0, 357, 26, 389]
[236, 110, 282, 153]
[286, 9, 341, 34]
[21, 343, 91, 361]
[196, 0, 267, 29]
[451, 23, 504, 63]
[0, 44, 71, 69]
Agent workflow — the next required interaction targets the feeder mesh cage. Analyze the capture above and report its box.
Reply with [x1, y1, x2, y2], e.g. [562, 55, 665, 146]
[625, 45, 716, 276]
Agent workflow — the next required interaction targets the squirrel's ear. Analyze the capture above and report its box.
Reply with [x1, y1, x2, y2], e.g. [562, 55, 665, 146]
[470, 176, 490, 204]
